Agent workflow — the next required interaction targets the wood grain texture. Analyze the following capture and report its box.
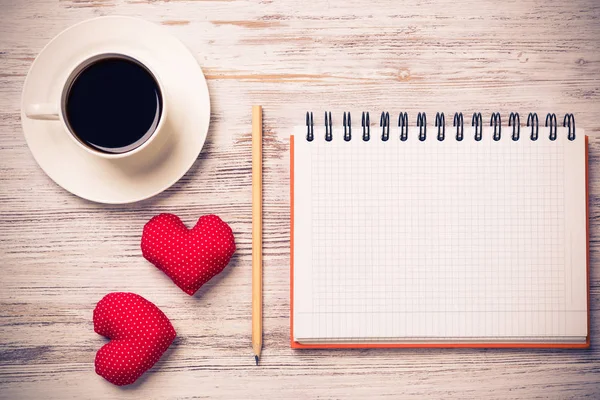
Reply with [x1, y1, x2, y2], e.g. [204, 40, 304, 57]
[1, 0, 599, 398]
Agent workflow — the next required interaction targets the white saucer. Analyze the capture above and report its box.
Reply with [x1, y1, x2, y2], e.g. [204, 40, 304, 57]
[21, 16, 210, 204]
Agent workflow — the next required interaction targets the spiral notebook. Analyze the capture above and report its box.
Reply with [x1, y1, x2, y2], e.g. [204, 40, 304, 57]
[290, 112, 589, 348]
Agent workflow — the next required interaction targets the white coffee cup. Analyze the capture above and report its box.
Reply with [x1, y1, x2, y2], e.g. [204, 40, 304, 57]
[24, 53, 168, 160]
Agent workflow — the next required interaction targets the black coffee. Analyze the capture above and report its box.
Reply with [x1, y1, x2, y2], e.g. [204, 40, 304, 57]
[65, 57, 162, 154]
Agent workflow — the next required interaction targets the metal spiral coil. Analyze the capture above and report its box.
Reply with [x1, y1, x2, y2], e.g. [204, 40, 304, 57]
[343, 112, 352, 142]
[490, 112, 501, 141]
[509, 112, 520, 141]
[454, 112, 464, 141]
[563, 113, 576, 141]
[527, 112, 539, 141]
[362, 111, 370, 141]
[398, 112, 408, 141]
[304, 112, 575, 142]
[546, 113, 557, 141]
[380, 112, 390, 141]
[305, 111, 314, 141]
[435, 112, 445, 141]
[472, 112, 483, 141]
[324, 111, 332, 142]
[417, 112, 426, 141]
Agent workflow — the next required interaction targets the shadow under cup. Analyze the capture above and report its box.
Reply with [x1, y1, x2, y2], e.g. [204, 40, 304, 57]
[62, 54, 164, 155]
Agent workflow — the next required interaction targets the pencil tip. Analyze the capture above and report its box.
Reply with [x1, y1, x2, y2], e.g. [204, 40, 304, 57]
[255, 355, 259, 366]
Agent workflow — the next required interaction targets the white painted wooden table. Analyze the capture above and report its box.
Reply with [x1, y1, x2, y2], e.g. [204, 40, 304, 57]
[1, 0, 599, 398]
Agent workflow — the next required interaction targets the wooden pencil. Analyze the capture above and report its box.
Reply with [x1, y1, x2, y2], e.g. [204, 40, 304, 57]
[251, 105, 263, 365]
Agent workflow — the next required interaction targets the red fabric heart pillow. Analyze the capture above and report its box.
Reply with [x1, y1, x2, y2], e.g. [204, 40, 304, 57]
[93, 292, 176, 386]
[141, 214, 236, 295]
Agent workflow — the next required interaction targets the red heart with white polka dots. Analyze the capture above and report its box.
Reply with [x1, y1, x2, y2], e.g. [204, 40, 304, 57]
[93, 292, 176, 386]
[141, 214, 236, 296]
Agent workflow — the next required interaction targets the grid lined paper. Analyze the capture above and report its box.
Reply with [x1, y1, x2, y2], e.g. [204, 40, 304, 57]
[293, 125, 587, 343]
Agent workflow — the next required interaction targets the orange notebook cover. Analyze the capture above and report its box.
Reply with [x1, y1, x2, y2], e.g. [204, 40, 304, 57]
[290, 132, 589, 349]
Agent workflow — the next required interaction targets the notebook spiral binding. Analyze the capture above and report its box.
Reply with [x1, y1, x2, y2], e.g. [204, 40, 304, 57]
[417, 112, 427, 141]
[398, 112, 408, 141]
[305, 111, 576, 142]
[509, 112, 520, 141]
[380, 112, 390, 141]
[343, 112, 352, 142]
[490, 112, 501, 141]
[454, 112, 464, 141]
[435, 112, 445, 141]
[546, 113, 558, 141]
[362, 112, 370, 141]
[527, 112, 539, 141]
[472, 112, 483, 141]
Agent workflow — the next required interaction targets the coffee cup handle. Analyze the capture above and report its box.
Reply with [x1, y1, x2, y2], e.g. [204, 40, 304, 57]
[25, 103, 60, 120]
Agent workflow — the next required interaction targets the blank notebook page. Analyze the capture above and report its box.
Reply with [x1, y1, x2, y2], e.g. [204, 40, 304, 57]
[293, 126, 587, 343]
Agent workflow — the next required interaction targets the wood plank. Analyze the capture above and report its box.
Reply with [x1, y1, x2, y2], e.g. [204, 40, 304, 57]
[1, 0, 599, 398]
